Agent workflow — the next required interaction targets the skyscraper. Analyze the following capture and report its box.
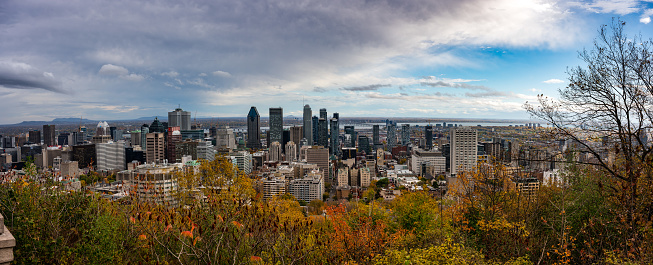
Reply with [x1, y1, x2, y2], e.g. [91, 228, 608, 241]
[247, 106, 261, 149]
[344, 126, 356, 148]
[450, 127, 478, 176]
[290, 126, 303, 148]
[29, 130, 41, 144]
[401, 124, 410, 146]
[43, 124, 55, 146]
[150, 117, 165, 133]
[330, 113, 340, 156]
[168, 107, 191, 131]
[319, 108, 327, 120]
[425, 125, 433, 150]
[303, 104, 313, 145]
[318, 117, 328, 147]
[146, 132, 165, 164]
[372, 125, 380, 145]
[269, 107, 283, 146]
[269, 141, 282, 162]
[387, 124, 397, 150]
[312, 116, 319, 144]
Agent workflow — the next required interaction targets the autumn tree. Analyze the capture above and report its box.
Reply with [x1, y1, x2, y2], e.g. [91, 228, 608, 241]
[525, 19, 653, 261]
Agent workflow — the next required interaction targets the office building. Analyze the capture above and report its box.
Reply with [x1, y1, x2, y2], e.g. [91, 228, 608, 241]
[344, 126, 356, 148]
[146, 132, 165, 164]
[141, 125, 149, 152]
[358, 135, 371, 154]
[43, 124, 56, 146]
[425, 125, 433, 150]
[96, 140, 126, 171]
[450, 127, 478, 176]
[130, 130, 142, 147]
[269, 141, 282, 162]
[303, 104, 313, 145]
[290, 126, 303, 148]
[117, 163, 182, 206]
[150, 117, 165, 133]
[401, 124, 410, 146]
[262, 177, 286, 200]
[168, 107, 191, 130]
[411, 149, 446, 176]
[247, 106, 261, 149]
[318, 117, 328, 147]
[387, 124, 397, 150]
[197, 140, 215, 161]
[360, 167, 371, 187]
[285, 141, 297, 162]
[216, 127, 236, 150]
[232, 151, 252, 174]
[312, 116, 319, 144]
[289, 169, 324, 202]
[337, 167, 348, 187]
[306, 146, 329, 173]
[373, 125, 380, 146]
[28, 130, 41, 144]
[269, 107, 283, 147]
[330, 113, 340, 157]
[166, 127, 182, 163]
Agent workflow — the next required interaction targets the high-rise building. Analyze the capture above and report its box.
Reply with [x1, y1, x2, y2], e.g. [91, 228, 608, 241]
[197, 140, 216, 161]
[130, 130, 142, 147]
[150, 118, 165, 133]
[425, 125, 433, 150]
[285, 141, 297, 162]
[146, 132, 165, 164]
[318, 117, 328, 147]
[319, 108, 327, 120]
[450, 127, 478, 176]
[401, 124, 410, 146]
[373, 125, 380, 145]
[29, 130, 41, 144]
[216, 127, 236, 150]
[411, 149, 445, 176]
[96, 140, 126, 171]
[43, 124, 55, 146]
[290, 126, 303, 148]
[387, 124, 397, 150]
[269, 141, 282, 162]
[247, 106, 261, 149]
[344, 126, 356, 147]
[141, 125, 149, 152]
[358, 135, 371, 154]
[330, 113, 340, 156]
[168, 107, 191, 131]
[312, 116, 319, 144]
[269, 107, 283, 146]
[306, 146, 329, 173]
[303, 104, 313, 145]
[289, 169, 324, 202]
[232, 151, 252, 174]
[360, 167, 371, 187]
[166, 127, 182, 163]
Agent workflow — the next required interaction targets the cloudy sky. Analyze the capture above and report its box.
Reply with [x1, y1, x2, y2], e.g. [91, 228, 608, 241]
[1, 0, 652, 124]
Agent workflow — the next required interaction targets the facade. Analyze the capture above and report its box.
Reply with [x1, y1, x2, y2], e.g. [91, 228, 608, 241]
[262, 177, 286, 200]
[401, 124, 410, 146]
[344, 126, 356, 148]
[305, 146, 329, 172]
[247, 106, 261, 149]
[232, 151, 252, 174]
[303, 104, 313, 145]
[96, 140, 126, 171]
[337, 167, 348, 187]
[373, 125, 380, 146]
[318, 118, 328, 147]
[411, 149, 446, 175]
[28, 130, 41, 144]
[166, 127, 182, 163]
[141, 125, 149, 152]
[130, 130, 142, 147]
[216, 127, 236, 150]
[285, 141, 297, 162]
[358, 135, 371, 154]
[289, 169, 324, 202]
[289, 126, 303, 149]
[425, 125, 433, 150]
[146, 132, 165, 164]
[387, 124, 397, 150]
[149, 117, 165, 133]
[312, 116, 319, 144]
[269, 141, 282, 162]
[269, 107, 283, 146]
[330, 113, 340, 157]
[43, 124, 56, 146]
[168, 107, 191, 131]
[116, 163, 181, 206]
[450, 127, 478, 176]
[360, 167, 371, 187]
[197, 141, 215, 161]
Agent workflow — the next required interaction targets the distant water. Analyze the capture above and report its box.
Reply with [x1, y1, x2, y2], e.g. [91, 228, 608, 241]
[343, 122, 543, 129]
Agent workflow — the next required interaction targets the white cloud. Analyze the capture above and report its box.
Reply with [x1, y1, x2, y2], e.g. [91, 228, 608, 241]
[543, 78, 565, 84]
[161, 71, 179, 77]
[198, 73, 207, 77]
[98, 64, 129, 76]
[212, 70, 232, 78]
[121, 73, 146, 81]
[570, 0, 640, 15]
[641, 17, 651, 24]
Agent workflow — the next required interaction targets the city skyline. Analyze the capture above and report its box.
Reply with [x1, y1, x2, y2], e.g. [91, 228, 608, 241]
[1, 0, 652, 124]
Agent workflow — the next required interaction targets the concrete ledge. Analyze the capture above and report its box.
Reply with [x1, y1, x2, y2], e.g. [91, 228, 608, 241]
[0, 214, 14, 264]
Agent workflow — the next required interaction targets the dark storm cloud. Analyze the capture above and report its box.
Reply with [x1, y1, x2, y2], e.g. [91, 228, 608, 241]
[0, 62, 64, 93]
[341, 84, 391, 91]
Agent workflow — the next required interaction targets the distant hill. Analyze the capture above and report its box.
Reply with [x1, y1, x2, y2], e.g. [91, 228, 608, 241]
[4, 118, 98, 126]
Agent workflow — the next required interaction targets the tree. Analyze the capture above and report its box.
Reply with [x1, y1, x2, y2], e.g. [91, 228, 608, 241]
[525, 19, 653, 261]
